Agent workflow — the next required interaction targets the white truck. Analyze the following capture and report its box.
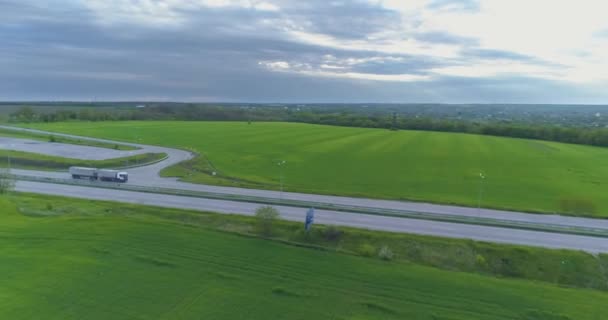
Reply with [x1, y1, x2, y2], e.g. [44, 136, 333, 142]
[69, 167, 129, 183]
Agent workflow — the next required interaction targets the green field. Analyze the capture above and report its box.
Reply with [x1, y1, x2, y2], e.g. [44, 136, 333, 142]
[19, 121, 608, 216]
[2, 194, 608, 319]
[0, 149, 166, 171]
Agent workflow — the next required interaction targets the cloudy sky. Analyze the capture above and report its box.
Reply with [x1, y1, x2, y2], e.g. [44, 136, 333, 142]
[2, 0, 608, 103]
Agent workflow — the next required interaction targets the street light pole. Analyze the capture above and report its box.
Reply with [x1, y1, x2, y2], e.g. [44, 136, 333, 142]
[477, 173, 485, 215]
[277, 160, 286, 200]
[7, 143, 12, 172]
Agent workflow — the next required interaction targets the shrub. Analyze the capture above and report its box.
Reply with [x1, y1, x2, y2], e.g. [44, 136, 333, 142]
[49, 135, 56, 143]
[357, 243, 376, 257]
[323, 226, 343, 242]
[378, 245, 394, 261]
[254, 206, 280, 236]
[475, 254, 487, 268]
[46, 203, 53, 211]
[559, 197, 597, 215]
[0, 169, 15, 194]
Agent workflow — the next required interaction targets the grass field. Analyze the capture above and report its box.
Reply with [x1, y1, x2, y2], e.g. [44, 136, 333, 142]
[0, 149, 166, 171]
[19, 121, 608, 216]
[2, 194, 608, 319]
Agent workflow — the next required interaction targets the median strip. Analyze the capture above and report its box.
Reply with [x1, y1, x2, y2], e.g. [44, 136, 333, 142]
[12, 173, 608, 239]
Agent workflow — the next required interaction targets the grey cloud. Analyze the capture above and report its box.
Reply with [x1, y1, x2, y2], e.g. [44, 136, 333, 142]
[460, 48, 558, 67]
[348, 57, 446, 75]
[464, 48, 535, 61]
[277, 1, 401, 39]
[0, 0, 606, 104]
[413, 31, 479, 45]
[427, 0, 479, 12]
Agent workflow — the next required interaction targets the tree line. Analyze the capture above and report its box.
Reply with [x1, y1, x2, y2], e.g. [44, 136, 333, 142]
[10, 105, 608, 147]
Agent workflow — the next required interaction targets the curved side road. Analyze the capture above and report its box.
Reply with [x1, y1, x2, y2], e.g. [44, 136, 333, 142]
[4, 125, 608, 237]
[15, 180, 608, 253]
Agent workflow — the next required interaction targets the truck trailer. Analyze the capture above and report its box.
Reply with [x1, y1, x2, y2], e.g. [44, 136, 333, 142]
[69, 167, 129, 183]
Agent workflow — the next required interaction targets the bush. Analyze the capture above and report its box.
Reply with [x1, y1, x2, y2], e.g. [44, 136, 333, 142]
[357, 243, 376, 257]
[323, 226, 343, 242]
[559, 197, 597, 215]
[378, 245, 394, 261]
[46, 203, 53, 211]
[0, 169, 15, 194]
[475, 254, 487, 268]
[254, 206, 280, 236]
[49, 135, 56, 143]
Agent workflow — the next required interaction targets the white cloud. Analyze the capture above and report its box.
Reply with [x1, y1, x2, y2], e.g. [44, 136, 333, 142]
[320, 64, 346, 70]
[84, 0, 280, 27]
[261, 61, 290, 70]
[202, 0, 279, 11]
[287, 29, 460, 58]
[259, 60, 429, 82]
[253, 2, 280, 11]
[357, 0, 608, 83]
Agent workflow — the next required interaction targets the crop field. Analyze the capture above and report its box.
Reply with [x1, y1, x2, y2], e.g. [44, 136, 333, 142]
[20, 121, 608, 216]
[1, 194, 607, 319]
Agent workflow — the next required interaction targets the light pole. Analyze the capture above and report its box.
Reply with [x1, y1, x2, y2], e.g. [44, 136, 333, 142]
[135, 135, 140, 166]
[277, 160, 286, 200]
[132, 127, 139, 166]
[7, 143, 12, 172]
[477, 173, 485, 215]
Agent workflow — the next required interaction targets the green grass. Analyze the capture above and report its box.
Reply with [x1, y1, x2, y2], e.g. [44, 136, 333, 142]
[11, 193, 608, 291]
[1, 194, 608, 319]
[18, 121, 608, 217]
[0, 149, 166, 171]
[0, 127, 137, 150]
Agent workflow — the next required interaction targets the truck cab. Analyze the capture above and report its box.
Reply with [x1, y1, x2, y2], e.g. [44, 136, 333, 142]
[117, 172, 129, 183]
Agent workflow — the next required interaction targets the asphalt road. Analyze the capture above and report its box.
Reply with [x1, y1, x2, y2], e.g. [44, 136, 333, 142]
[4, 125, 608, 252]
[0, 137, 153, 160]
[16, 180, 608, 253]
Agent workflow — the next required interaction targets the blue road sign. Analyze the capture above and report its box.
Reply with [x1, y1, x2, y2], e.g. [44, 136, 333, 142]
[305, 207, 315, 232]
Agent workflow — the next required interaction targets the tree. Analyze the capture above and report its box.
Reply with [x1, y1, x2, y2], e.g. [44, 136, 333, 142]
[0, 168, 15, 194]
[254, 205, 280, 236]
[11, 106, 35, 122]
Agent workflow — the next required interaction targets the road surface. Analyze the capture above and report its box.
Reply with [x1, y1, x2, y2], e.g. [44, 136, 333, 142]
[16, 180, 608, 253]
[3, 125, 608, 252]
[0, 137, 156, 160]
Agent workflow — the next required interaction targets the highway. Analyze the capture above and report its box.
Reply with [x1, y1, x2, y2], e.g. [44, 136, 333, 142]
[3, 125, 608, 252]
[16, 180, 608, 253]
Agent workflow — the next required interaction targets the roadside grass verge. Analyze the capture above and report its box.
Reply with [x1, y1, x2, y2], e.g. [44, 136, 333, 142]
[2, 193, 608, 319]
[0, 150, 166, 171]
[11, 192, 608, 292]
[0, 127, 137, 150]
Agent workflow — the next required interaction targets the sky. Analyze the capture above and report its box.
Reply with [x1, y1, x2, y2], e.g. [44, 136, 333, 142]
[1, 0, 608, 103]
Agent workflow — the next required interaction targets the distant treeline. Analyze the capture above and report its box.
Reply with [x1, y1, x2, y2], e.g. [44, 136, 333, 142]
[9, 105, 608, 147]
